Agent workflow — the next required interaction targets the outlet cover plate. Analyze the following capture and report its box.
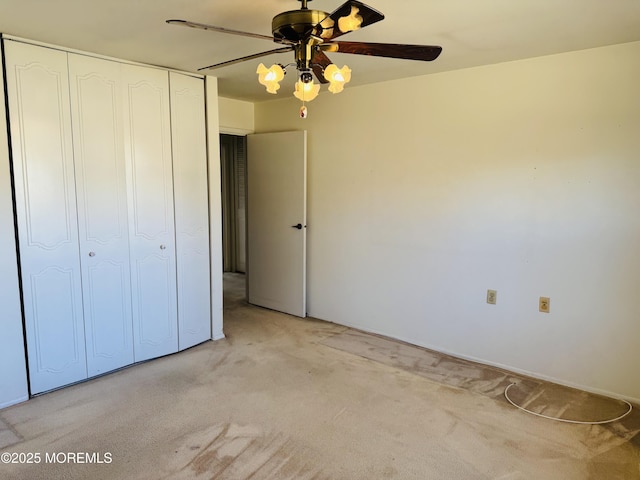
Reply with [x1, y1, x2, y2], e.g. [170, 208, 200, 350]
[539, 296, 550, 313]
[487, 289, 497, 305]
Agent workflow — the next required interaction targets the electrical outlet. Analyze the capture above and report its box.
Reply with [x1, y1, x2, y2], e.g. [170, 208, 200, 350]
[539, 297, 550, 313]
[487, 289, 497, 305]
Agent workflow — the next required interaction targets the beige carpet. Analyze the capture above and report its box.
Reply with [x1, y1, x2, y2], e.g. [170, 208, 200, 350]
[0, 416, 22, 450]
[321, 329, 637, 434]
[0, 272, 638, 479]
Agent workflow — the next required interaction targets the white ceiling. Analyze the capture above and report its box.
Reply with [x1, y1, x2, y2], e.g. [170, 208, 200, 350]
[1, 0, 639, 102]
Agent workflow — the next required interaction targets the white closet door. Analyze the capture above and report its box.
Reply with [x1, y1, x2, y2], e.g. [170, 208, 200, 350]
[0, 45, 29, 408]
[169, 72, 211, 350]
[68, 54, 134, 376]
[4, 41, 87, 394]
[122, 64, 178, 362]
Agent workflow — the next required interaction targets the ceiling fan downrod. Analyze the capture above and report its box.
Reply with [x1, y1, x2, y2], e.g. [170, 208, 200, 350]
[299, 0, 311, 9]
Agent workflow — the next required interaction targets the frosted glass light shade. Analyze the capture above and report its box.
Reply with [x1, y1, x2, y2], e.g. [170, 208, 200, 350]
[257, 63, 285, 93]
[325, 64, 352, 93]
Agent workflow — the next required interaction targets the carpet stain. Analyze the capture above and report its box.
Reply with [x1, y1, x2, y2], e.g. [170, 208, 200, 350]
[0, 413, 22, 449]
[163, 423, 331, 480]
[321, 329, 640, 444]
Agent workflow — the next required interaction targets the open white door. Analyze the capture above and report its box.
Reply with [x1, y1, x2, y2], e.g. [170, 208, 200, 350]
[247, 131, 307, 317]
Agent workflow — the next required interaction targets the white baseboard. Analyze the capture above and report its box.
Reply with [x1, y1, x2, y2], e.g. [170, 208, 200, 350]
[0, 395, 29, 410]
[212, 332, 226, 341]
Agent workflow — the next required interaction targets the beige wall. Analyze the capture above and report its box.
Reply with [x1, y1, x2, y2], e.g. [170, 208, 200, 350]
[218, 97, 254, 134]
[254, 41, 640, 401]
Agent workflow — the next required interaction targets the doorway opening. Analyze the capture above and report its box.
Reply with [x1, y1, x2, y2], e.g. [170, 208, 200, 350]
[220, 134, 247, 300]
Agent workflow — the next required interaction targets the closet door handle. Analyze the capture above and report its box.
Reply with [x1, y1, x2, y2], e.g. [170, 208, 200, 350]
[88, 251, 96, 257]
[159, 244, 167, 250]
[291, 223, 303, 230]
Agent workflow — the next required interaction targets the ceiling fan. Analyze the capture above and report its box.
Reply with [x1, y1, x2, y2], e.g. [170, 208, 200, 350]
[167, 0, 442, 116]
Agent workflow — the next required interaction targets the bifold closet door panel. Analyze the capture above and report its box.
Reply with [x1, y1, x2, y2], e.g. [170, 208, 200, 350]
[4, 41, 88, 394]
[0, 41, 29, 408]
[121, 64, 178, 362]
[68, 54, 134, 376]
[169, 72, 211, 350]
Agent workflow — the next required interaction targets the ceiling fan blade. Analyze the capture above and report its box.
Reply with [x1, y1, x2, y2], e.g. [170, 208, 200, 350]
[167, 19, 282, 43]
[317, 1, 385, 41]
[311, 50, 332, 84]
[322, 41, 442, 62]
[198, 47, 293, 71]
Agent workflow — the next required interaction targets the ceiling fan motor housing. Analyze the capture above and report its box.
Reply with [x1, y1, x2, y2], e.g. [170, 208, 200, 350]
[272, 9, 329, 43]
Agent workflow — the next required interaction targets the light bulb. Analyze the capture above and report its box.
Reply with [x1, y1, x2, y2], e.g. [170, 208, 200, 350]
[293, 79, 320, 102]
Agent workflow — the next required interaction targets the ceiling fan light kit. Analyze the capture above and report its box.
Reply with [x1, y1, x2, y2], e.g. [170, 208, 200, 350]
[168, 0, 442, 117]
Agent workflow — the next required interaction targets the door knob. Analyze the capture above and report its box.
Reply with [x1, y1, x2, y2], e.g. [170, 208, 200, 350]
[160, 244, 167, 250]
[291, 223, 303, 230]
[88, 251, 96, 257]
